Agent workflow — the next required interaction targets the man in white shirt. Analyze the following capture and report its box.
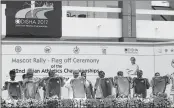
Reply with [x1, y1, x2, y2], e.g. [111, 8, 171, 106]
[126, 57, 139, 77]
[64, 71, 79, 99]
[126, 57, 139, 97]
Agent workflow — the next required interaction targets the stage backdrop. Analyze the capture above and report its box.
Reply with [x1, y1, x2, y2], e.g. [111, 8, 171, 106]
[1, 1, 62, 38]
[2, 43, 174, 99]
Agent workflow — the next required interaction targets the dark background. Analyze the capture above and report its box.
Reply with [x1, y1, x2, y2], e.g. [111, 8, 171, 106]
[1, 1, 62, 38]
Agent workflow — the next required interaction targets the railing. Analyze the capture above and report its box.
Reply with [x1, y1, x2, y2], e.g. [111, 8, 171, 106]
[137, 9, 174, 16]
[62, 6, 174, 39]
[62, 6, 174, 18]
[62, 6, 122, 18]
[61, 6, 122, 38]
[135, 7, 174, 39]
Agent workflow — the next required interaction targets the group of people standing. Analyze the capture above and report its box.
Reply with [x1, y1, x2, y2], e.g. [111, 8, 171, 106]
[2, 57, 174, 103]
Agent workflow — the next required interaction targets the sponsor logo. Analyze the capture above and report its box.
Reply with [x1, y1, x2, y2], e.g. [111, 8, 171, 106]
[171, 60, 174, 68]
[15, 46, 22, 53]
[171, 49, 174, 52]
[141, 80, 144, 83]
[157, 48, 162, 53]
[102, 48, 107, 55]
[125, 48, 138, 54]
[73, 46, 80, 54]
[15, 19, 21, 24]
[44, 46, 51, 53]
[15, 1, 54, 28]
[165, 49, 168, 53]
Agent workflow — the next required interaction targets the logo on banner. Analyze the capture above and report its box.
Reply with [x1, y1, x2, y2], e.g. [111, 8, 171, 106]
[102, 48, 107, 55]
[101, 46, 108, 55]
[15, 1, 54, 28]
[171, 49, 174, 52]
[157, 48, 162, 53]
[44, 46, 51, 53]
[165, 49, 168, 53]
[172, 60, 174, 68]
[73, 46, 80, 54]
[125, 48, 138, 54]
[15, 46, 22, 53]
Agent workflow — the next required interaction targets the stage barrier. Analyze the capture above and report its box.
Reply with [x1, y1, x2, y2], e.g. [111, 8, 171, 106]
[1, 41, 174, 99]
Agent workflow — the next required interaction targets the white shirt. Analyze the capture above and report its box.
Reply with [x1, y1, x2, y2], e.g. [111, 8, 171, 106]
[94, 78, 103, 99]
[64, 77, 74, 99]
[126, 64, 139, 76]
[95, 85, 103, 98]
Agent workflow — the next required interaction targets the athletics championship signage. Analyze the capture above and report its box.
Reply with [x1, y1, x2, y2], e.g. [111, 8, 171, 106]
[2, 44, 155, 78]
[1, 1, 62, 38]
